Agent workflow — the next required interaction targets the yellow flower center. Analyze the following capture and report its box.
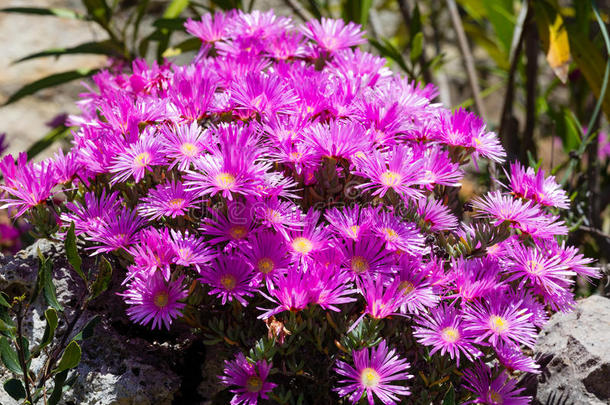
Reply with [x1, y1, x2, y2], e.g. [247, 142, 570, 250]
[383, 227, 398, 241]
[134, 152, 151, 168]
[489, 315, 509, 334]
[347, 225, 360, 239]
[380, 170, 402, 187]
[220, 274, 237, 291]
[180, 142, 199, 157]
[168, 198, 185, 209]
[229, 225, 248, 240]
[178, 247, 192, 260]
[292, 237, 313, 254]
[215, 172, 236, 190]
[360, 367, 381, 388]
[289, 151, 302, 161]
[351, 256, 369, 274]
[526, 259, 544, 275]
[246, 376, 263, 393]
[440, 327, 460, 343]
[399, 281, 415, 295]
[489, 390, 503, 404]
[266, 209, 281, 223]
[153, 291, 169, 308]
[257, 258, 275, 274]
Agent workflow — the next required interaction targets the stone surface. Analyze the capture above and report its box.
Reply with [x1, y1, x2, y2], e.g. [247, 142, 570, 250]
[0, 240, 181, 405]
[534, 295, 610, 405]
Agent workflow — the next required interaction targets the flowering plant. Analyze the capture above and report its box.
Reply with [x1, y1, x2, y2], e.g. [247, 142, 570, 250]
[0, 10, 599, 404]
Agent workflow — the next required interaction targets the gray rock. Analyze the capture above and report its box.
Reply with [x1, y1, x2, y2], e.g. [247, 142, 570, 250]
[0, 240, 182, 405]
[534, 295, 610, 405]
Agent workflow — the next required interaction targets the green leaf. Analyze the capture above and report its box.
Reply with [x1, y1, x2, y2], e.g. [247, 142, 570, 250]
[26, 125, 71, 160]
[40, 308, 59, 350]
[481, 0, 515, 53]
[0, 337, 22, 374]
[65, 223, 86, 283]
[4, 69, 99, 105]
[3, 378, 26, 401]
[89, 257, 112, 301]
[82, 0, 111, 26]
[73, 315, 101, 341]
[0, 293, 9, 308]
[48, 369, 68, 405]
[410, 32, 424, 63]
[0, 7, 83, 19]
[442, 384, 456, 405]
[163, 0, 190, 18]
[153, 17, 188, 30]
[52, 341, 81, 374]
[342, 0, 373, 26]
[567, 20, 610, 120]
[368, 38, 409, 73]
[14, 41, 121, 63]
[41, 257, 63, 312]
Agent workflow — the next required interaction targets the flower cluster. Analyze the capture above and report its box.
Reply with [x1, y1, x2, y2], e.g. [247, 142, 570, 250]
[0, 10, 599, 404]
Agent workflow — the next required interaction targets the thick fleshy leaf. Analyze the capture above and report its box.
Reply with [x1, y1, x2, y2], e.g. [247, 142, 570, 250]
[4, 69, 99, 105]
[52, 341, 81, 374]
[0, 337, 21, 374]
[3, 378, 26, 401]
[26, 125, 71, 160]
[14, 41, 121, 64]
[65, 223, 86, 283]
[0, 7, 82, 19]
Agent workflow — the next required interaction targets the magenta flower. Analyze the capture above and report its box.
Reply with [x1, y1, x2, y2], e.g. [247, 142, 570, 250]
[438, 108, 506, 163]
[201, 201, 255, 247]
[242, 231, 290, 282]
[121, 272, 187, 330]
[371, 209, 425, 254]
[170, 230, 216, 272]
[308, 263, 357, 311]
[325, 204, 373, 242]
[446, 257, 503, 302]
[340, 237, 394, 278]
[200, 256, 257, 306]
[334, 340, 412, 405]
[463, 297, 537, 348]
[417, 198, 458, 232]
[359, 276, 407, 320]
[169, 64, 217, 121]
[185, 11, 231, 43]
[354, 146, 424, 200]
[184, 124, 269, 200]
[301, 17, 365, 53]
[495, 341, 540, 374]
[504, 242, 575, 295]
[138, 180, 199, 220]
[0, 154, 57, 217]
[50, 148, 84, 184]
[413, 304, 481, 366]
[62, 190, 122, 236]
[86, 208, 146, 255]
[109, 133, 166, 184]
[304, 120, 369, 161]
[253, 197, 303, 238]
[258, 267, 313, 319]
[128, 227, 176, 281]
[462, 361, 531, 405]
[395, 257, 439, 315]
[507, 162, 569, 209]
[219, 352, 276, 405]
[161, 122, 208, 171]
[287, 209, 331, 262]
[230, 72, 298, 117]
